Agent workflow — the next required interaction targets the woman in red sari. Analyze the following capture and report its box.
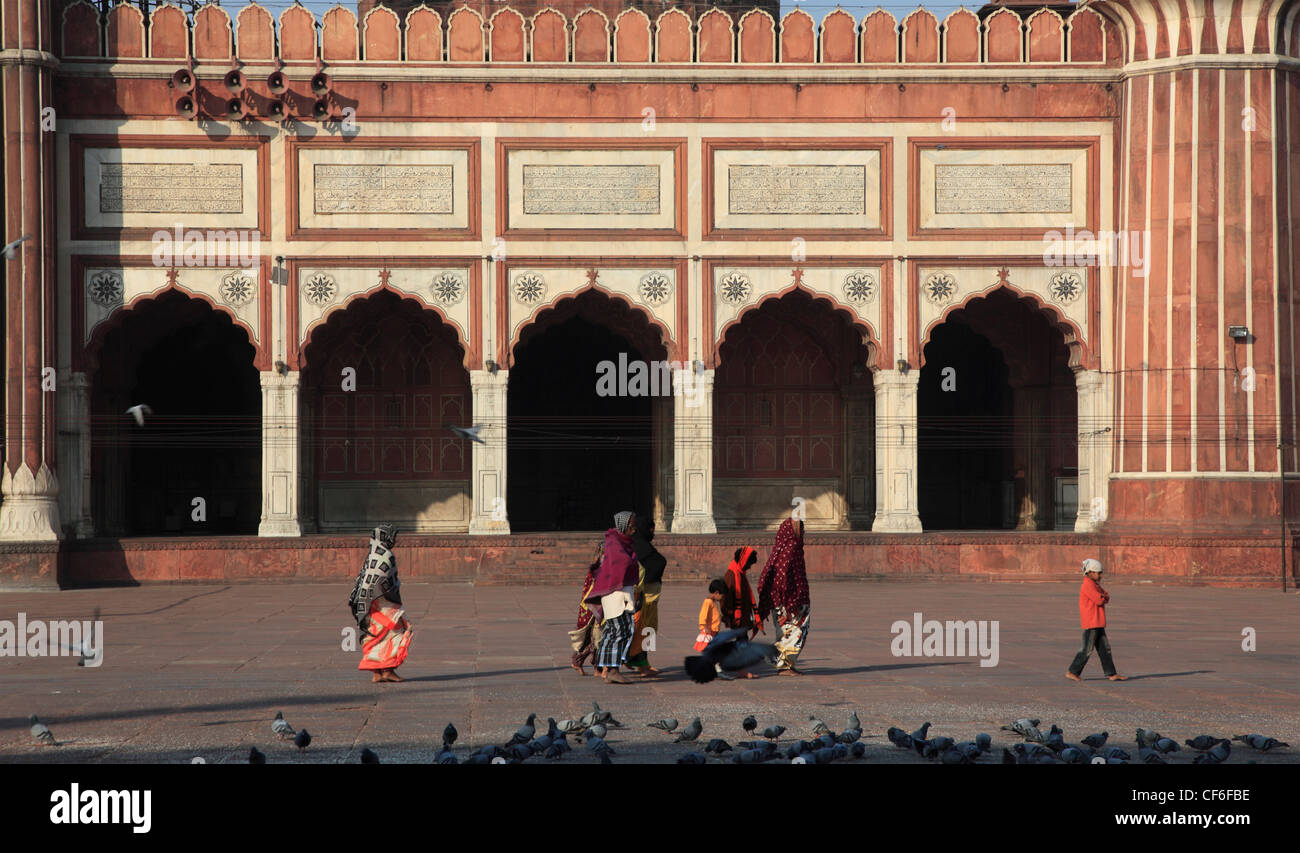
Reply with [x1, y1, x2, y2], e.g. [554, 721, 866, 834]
[757, 518, 810, 676]
[348, 524, 413, 683]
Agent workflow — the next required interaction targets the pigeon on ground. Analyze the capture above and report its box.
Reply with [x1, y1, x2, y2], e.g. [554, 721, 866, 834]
[810, 733, 837, 750]
[812, 747, 839, 765]
[506, 743, 532, 761]
[675, 717, 703, 743]
[1046, 725, 1065, 751]
[647, 719, 678, 732]
[1082, 732, 1109, 749]
[762, 725, 786, 741]
[436, 744, 458, 764]
[849, 742, 866, 759]
[544, 718, 559, 739]
[294, 729, 312, 750]
[360, 748, 379, 764]
[1185, 735, 1224, 751]
[809, 716, 832, 736]
[742, 716, 757, 735]
[464, 752, 492, 765]
[837, 728, 862, 744]
[1001, 718, 1044, 743]
[1193, 740, 1231, 764]
[1138, 747, 1167, 764]
[272, 711, 295, 740]
[910, 722, 932, 743]
[443, 723, 458, 747]
[940, 748, 974, 765]
[578, 710, 599, 730]
[733, 748, 768, 764]
[953, 742, 982, 760]
[552, 733, 572, 754]
[1, 234, 32, 260]
[1060, 747, 1089, 764]
[684, 629, 778, 683]
[248, 746, 265, 764]
[1233, 734, 1289, 751]
[508, 713, 537, 746]
[448, 424, 486, 444]
[1152, 738, 1180, 754]
[1136, 728, 1163, 749]
[704, 738, 732, 754]
[558, 719, 583, 734]
[528, 733, 554, 754]
[886, 727, 913, 750]
[543, 742, 565, 760]
[590, 702, 622, 728]
[974, 733, 992, 753]
[1002, 747, 1020, 765]
[847, 711, 861, 732]
[474, 744, 506, 759]
[1102, 746, 1131, 761]
[598, 751, 613, 765]
[677, 753, 708, 765]
[586, 736, 614, 756]
[126, 404, 152, 427]
[29, 715, 56, 746]
[921, 737, 955, 758]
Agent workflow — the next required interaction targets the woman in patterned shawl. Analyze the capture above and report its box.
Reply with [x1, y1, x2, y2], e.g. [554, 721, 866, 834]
[349, 524, 414, 683]
[584, 511, 641, 685]
[756, 518, 810, 676]
[569, 541, 605, 675]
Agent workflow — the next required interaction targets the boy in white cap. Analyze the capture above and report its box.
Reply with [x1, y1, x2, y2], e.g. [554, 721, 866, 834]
[1066, 558, 1127, 682]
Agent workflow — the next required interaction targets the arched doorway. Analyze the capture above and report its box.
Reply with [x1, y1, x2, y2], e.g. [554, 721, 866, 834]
[714, 290, 876, 529]
[918, 287, 1078, 530]
[507, 290, 667, 531]
[91, 291, 260, 535]
[301, 290, 471, 533]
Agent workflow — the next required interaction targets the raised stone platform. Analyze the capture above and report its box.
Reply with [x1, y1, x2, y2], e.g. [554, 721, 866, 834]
[12, 530, 1293, 589]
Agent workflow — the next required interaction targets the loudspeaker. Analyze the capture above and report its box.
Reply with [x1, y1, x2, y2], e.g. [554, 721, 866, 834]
[267, 70, 287, 95]
[310, 72, 330, 95]
[171, 68, 195, 92]
[266, 99, 288, 121]
[223, 69, 245, 94]
[175, 95, 196, 120]
[225, 97, 248, 120]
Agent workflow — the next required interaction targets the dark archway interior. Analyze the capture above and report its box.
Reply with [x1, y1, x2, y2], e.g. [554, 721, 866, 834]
[91, 292, 260, 536]
[508, 306, 656, 532]
[918, 323, 1013, 529]
[918, 288, 1078, 530]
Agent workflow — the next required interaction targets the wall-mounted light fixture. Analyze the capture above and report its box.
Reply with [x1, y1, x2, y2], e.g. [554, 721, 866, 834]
[1228, 325, 1250, 341]
[896, 359, 909, 374]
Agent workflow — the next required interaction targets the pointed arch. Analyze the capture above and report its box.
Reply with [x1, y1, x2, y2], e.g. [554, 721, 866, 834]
[713, 283, 880, 371]
[236, 3, 275, 60]
[105, 2, 145, 58]
[533, 7, 571, 62]
[860, 8, 899, 62]
[488, 7, 527, 62]
[780, 8, 816, 62]
[362, 5, 402, 61]
[921, 284, 1087, 371]
[737, 8, 776, 63]
[941, 7, 981, 62]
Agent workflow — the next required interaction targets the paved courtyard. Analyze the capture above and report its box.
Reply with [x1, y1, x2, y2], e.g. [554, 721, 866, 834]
[1, 580, 1296, 763]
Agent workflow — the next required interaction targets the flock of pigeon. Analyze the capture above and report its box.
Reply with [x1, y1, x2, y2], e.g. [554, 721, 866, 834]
[25, 706, 1288, 765]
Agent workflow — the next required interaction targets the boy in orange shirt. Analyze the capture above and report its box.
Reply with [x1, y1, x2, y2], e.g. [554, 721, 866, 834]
[694, 579, 726, 651]
[1066, 558, 1128, 682]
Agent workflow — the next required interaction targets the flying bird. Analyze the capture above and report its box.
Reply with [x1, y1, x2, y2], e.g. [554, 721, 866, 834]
[508, 713, 537, 746]
[448, 424, 486, 444]
[360, 748, 379, 764]
[1, 234, 32, 260]
[294, 729, 312, 750]
[126, 404, 153, 427]
[271, 711, 295, 740]
[647, 718, 678, 732]
[683, 629, 777, 683]
[248, 746, 265, 764]
[675, 717, 703, 743]
[29, 715, 56, 746]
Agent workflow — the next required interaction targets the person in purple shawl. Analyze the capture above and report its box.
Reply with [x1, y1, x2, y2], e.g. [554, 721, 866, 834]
[584, 510, 640, 684]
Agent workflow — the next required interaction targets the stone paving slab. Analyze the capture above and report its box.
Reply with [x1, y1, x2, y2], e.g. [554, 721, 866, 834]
[1, 581, 1296, 764]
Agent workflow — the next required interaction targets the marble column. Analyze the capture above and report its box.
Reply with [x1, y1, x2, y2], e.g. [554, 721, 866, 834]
[843, 384, 875, 528]
[57, 371, 93, 537]
[258, 371, 302, 536]
[0, 0, 60, 542]
[1074, 368, 1107, 532]
[468, 368, 509, 534]
[871, 369, 922, 532]
[670, 367, 716, 533]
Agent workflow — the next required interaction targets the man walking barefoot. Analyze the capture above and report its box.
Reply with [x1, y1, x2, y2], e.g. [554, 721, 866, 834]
[1066, 558, 1127, 682]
